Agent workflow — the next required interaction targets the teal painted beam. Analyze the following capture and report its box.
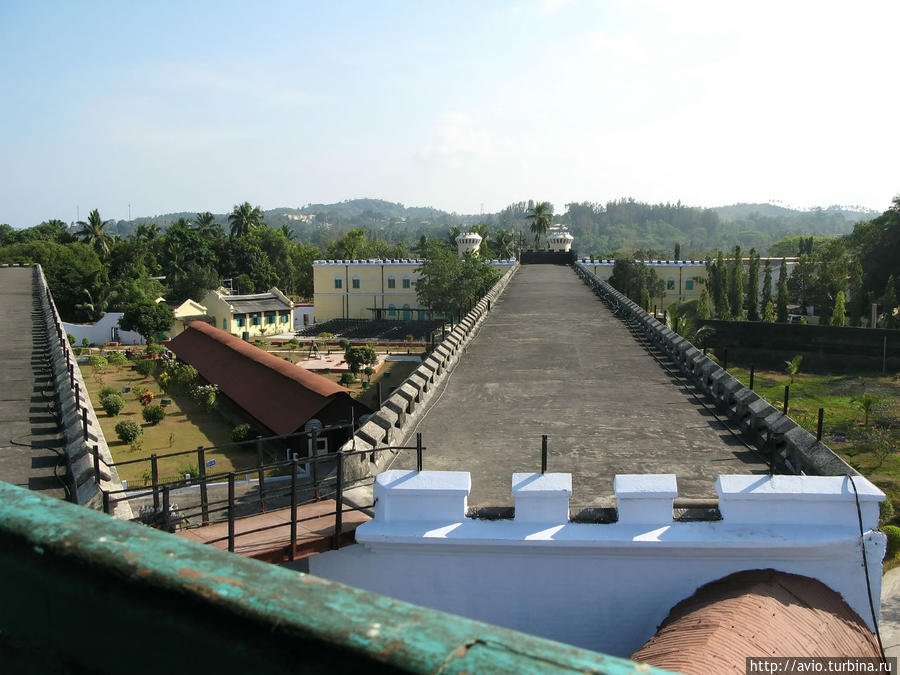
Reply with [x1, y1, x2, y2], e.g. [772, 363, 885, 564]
[0, 481, 676, 674]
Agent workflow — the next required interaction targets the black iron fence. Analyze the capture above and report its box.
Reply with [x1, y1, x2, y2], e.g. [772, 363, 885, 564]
[93, 425, 425, 559]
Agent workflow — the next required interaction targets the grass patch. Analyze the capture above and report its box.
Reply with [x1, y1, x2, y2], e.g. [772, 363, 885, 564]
[729, 366, 900, 523]
[81, 361, 256, 486]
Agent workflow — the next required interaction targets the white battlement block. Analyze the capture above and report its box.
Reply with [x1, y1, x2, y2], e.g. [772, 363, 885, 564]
[614, 474, 677, 524]
[512, 473, 572, 523]
[717, 475, 884, 529]
[374, 470, 470, 523]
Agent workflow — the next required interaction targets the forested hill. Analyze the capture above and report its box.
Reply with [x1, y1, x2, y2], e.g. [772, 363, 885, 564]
[81, 198, 878, 257]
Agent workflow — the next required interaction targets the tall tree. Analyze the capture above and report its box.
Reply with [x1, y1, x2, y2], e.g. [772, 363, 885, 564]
[75, 208, 114, 258]
[762, 259, 773, 303]
[706, 252, 729, 319]
[727, 245, 743, 319]
[134, 223, 159, 242]
[830, 291, 846, 327]
[776, 258, 790, 323]
[746, 248, 760, 321]
[193, 211, 220, 238]
[697, 287, 711, 320]
[228, 202, 264, 239]
[526, 202, 553, 248]
[884, 275, 898, 328]
[492, 229, 516, 259]
[119, 300, 174, 344]
[673, 242, 682, 261]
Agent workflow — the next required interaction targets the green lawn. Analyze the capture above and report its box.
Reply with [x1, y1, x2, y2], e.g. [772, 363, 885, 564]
[729, 366, 900, 512]
[81, 361, 255, 487]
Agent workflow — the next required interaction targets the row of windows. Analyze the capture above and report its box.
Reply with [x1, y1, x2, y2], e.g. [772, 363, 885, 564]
[335, 277, 413, 290]
[233, 313, 291, 328]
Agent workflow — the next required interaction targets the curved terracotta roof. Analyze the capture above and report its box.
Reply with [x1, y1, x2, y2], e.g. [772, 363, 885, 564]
[631, 569, 881, 675]
[168, 321, 364, 435]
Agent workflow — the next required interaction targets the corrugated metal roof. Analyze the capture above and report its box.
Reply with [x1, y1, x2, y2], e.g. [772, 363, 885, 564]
[224, 293, 292, 314]
[168, 321, 367, 435]
[631, 569, 881, 675]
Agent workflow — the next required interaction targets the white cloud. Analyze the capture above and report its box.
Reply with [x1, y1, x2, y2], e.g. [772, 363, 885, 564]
[417, 112, 494, 167]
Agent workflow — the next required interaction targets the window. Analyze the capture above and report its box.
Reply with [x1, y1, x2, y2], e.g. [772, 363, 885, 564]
[685, 279, 694, 291]
[352, 278, 360, 289]
[666, 280, 676, 291]
[418, 310, 425, 321]
[387, 277, 396, 289]
[222, 319, 228, 330]
[402, 278, 411, 289]
[252, 315, 260, 326]
[280, 313, 289, 323]
[334, 278, 342, 289]
[267, 315, 276, 324]
[236, 317, 245, 327]
[388, 304, 396, 318]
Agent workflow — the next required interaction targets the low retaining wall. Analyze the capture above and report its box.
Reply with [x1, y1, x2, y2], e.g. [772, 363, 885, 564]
[573, 262, 856, 478]
[34, 265, 132, 517]
[340, 264, 520, 483]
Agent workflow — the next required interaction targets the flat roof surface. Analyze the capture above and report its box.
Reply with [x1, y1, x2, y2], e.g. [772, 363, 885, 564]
[394, 264, 768, 509]
[0, 267, 68, 499]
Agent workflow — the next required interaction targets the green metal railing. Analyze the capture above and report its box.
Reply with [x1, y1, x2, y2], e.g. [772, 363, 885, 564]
[0, 481, 674, 674]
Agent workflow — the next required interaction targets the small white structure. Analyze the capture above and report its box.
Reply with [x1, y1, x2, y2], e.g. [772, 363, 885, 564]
[62, 313, 144, 346]
[547, 227, 574, 252]
[456, 232, 483, 256]
[311, 470, 885, 658]
[293, 302, 314, 330]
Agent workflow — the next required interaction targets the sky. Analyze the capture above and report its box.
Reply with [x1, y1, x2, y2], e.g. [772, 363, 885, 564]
[1, 0, 898, 228]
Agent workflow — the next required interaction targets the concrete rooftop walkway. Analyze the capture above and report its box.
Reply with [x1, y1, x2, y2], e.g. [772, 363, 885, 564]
[0, 267, 68, 500]
[395, 264, 768, 509]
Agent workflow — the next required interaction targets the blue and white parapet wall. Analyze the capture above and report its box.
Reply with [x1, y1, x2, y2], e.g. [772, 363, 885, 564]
[311, 470, 886, 659]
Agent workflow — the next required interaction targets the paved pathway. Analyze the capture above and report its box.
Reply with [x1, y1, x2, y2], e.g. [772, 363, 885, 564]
[395, 264, 769, 509]
[0, 267, 68, 500]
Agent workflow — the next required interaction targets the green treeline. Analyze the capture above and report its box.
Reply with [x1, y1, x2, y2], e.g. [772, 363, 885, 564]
[0, 197, 895, 328]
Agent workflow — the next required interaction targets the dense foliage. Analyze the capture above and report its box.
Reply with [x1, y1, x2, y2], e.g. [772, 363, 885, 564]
[415, 241, 501, 322]
[0, 196, 895, 328]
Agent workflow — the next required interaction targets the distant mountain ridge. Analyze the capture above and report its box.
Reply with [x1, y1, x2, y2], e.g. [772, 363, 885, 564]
[99, 198, 880, 255]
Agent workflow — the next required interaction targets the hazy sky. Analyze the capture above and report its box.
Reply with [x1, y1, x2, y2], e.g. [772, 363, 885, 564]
[2, 0, 898, 228]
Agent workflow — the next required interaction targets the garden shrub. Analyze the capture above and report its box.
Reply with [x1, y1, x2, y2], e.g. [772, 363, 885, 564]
[139, 391, 154, 406]
[98, 386, 119, 402]
[142, 404, 166, 425]
[339, 372, 356, 385]
[133, 359, 156, 377]
[146, 342, 164, 357]
[190, 384, 218, 412]
[174, 364, 199, 389]
[106, 351, 128, 367]
[885, 525, 900, 559]
[101, 393, 125, 416]
[231, 423, 258, 443]
[115, 420, 142, 444]
[88, 355, 108, 369]
[338, 338, 351, 351]
[67, 333, 76, 346]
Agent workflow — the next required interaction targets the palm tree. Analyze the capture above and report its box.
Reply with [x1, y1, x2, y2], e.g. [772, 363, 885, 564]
[76, 209, 114, 257]
[784, 354, 803, 385]
[853, 393, 879, 427]
[526, 202, 553, 249]
[228, 202, 264, 239]
[493, 229, 516, 259]
[277, 224, 296, 241]
[193, 211, 219, 237]
[134, 223, 159, 242]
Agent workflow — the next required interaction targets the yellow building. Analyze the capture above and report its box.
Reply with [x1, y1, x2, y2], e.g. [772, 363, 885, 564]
[313, 259, 516, 322]
[578, 258, 796, 310]
[198, 287, 294, 338]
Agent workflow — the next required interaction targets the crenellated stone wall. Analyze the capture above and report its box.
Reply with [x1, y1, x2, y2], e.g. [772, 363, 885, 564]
[339, 264, 519, 482]
[573, 262, 856, 478]
[33, 264, 132, 517]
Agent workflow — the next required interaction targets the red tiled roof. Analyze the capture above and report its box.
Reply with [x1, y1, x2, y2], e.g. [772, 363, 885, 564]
[168, 321, 358, 435]
[631, 569, 881, 675]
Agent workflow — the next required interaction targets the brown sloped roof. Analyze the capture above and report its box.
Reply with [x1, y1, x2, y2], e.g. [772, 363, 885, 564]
[168, 321, 356, 435]
[631, 569, 881, 675]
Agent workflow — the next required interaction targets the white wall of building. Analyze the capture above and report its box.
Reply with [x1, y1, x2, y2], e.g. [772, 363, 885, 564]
[311, 470, 885, 658]
[62, 312, 144, 346]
